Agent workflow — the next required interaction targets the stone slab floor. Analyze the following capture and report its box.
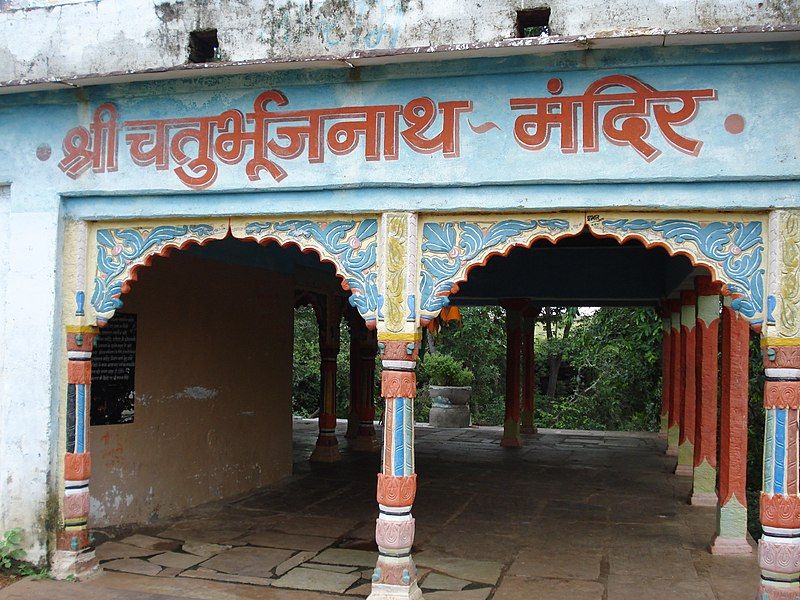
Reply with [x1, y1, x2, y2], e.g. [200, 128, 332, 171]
[1, 419, 759, 599]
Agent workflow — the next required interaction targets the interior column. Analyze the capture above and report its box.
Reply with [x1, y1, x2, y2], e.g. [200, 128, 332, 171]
[667, 299, 682, 457]
[520, 305, 541, 435]
[710, 298, 753, 554]
[353, 328, 379, 452]
[311, 295, 343, 463]
[369, 332, 422, 600]
[346, 314, 365, 441]
[659, 303, 672, 439]
[676, 290, 698, 476]
[501, 300, 525, 448]
[691, 276, 721, 506]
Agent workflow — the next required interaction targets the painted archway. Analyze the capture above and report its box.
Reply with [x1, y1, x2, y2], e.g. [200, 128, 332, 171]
[84, 215, 381, 327]
[417, 211, 767, 327]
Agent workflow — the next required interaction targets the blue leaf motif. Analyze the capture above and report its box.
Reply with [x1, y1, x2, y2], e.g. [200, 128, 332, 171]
[422, 223, 456, 253]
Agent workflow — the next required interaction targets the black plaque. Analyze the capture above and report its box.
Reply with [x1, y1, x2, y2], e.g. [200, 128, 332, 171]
[91, 312, 137, 425]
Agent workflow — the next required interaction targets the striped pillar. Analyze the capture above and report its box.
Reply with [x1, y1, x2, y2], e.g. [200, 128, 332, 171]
[659, 304, 672, 439]
[353, 329, 379, 452]
[370, 333, 422, 600]
[710, 299, 752, 555]
[667, 299, 682, 457]
[691, 277, 721, 506]
[759, 340, 800, 594]
[52, 325, 100, 578]
[676, 290, 697, 477]
[501, 301, 525, 448]
[520, 306, 541, 435]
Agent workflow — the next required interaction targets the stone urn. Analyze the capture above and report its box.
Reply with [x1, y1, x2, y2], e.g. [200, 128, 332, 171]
[428, 385, 472, 428]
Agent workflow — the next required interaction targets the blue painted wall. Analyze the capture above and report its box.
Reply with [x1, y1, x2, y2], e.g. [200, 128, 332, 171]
[0, 42, 798, 216]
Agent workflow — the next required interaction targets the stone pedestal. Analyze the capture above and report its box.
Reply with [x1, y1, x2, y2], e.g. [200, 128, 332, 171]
[429, 404, 470, 428]
[428, 385, 471, 428]
[51, 548, 99, 580]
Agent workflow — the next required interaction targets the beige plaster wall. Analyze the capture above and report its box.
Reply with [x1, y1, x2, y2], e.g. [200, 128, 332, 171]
[89, 251, 294, 527]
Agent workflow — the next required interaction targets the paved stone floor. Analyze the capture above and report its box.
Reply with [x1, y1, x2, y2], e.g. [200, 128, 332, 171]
[2, 419, 759, 599]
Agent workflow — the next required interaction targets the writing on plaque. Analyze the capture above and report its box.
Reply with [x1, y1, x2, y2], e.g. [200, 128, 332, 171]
[91, 312, 137, 425]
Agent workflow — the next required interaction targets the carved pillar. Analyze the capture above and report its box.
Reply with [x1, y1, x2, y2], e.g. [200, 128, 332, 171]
[691, 277, 721, 506]
[659, 304, 672, 439]
[353, 328, 379, 452]
[520, 306, 541, 435]
[311, 295, 343, 463]
[369, 211, 422, 600]
[501, 300, 525, 448]
[370, 333, 421, 600]
[51, 325, 100, 579]
[759, 340, 800, 588]
[667, 299, 682, 457]
[758, 210, 800, 595]
[710, 298, 752, 555]
[676, 290, 697, 476]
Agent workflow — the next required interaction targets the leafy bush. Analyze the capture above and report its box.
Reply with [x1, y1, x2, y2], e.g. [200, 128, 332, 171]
[0, 529, 25, 570]
[421, 352, 474, 387]
[422, 306, 506, 424]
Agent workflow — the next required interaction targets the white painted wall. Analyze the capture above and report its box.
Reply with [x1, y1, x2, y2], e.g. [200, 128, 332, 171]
[0, 0, 797, 83]
[0, 189, 62, 565]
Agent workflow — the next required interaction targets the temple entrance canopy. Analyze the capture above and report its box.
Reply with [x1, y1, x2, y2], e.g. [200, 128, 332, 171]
[52, 204, 781, 598]
[0, 21, 787, 599]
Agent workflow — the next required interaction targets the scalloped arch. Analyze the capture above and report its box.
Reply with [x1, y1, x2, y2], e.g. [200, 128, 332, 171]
[90, 217, 380, 327]
[418, 213, 766, 327]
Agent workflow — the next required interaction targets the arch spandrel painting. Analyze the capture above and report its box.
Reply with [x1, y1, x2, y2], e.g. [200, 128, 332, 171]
[417, 214, 585, 324]
[585, 212, 767, 325]
[49, 65, 799, 194]
[229, 216, 381, 326]
[86, 220, 229, 325]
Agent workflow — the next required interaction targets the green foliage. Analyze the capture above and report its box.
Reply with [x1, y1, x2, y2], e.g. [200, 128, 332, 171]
[538, 307, 663, 431]
[747, 332, 766, 540]
[421, 353, 474, 387]
[292, 306, 380, 420]
[16, 563, 49, 579]
[421, 306, 507, 424]
[0, 529, 25, 571]
[292, 306, 323, 417]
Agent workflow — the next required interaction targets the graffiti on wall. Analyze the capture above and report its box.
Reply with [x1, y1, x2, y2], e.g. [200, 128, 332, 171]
[59, 74, 721, 190]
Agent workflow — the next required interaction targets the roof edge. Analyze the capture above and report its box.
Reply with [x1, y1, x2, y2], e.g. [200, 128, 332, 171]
[1, 25, 799, 95]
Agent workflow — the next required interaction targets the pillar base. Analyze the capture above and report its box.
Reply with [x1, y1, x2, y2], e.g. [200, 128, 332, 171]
[658, 431, 668, 440]
[500, 435, 522, 448]
[758, 582, 800, 599]
[690, 492, 718, 507]
[367, 582, 423, 600]
[709, 535, 754, 555]
[675, 464, 693, 477]
[520, 426, 538, 435]
[501, 419, 522, 448]
[310, 441, 341, 463]
[666, 446, 678, 456]
[352, 434, 379, 453]
[345, 413, 360, 440]
[51, 548, 99, 580]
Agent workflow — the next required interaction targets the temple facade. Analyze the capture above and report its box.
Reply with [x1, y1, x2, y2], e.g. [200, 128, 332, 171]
[0, 1, 799, 599]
